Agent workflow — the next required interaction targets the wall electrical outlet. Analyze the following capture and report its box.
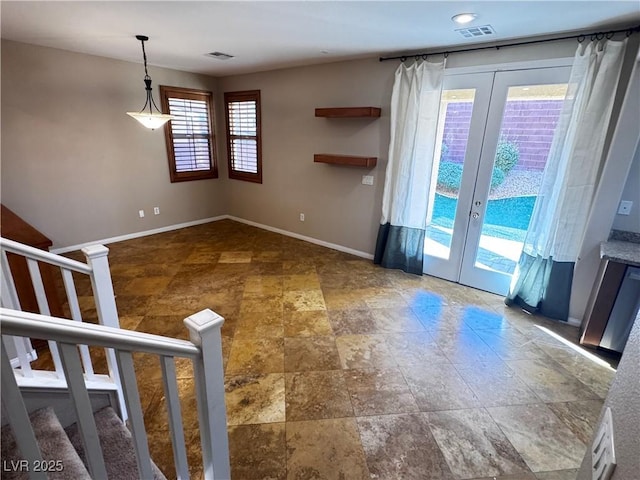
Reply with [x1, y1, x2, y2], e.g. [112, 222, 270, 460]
[138, 210, 145, 218]
[617, 200, 632, 215]
[299, 213, 305, 222]
[362, 175, 374, 186]
[153, 207, 160, 215]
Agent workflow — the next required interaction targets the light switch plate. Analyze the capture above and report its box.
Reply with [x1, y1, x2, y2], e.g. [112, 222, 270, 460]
[617, 200, 632, 215]
[362, 175, 374, 186]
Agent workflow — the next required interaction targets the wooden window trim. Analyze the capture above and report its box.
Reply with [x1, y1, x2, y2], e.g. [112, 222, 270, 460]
[160, 85, 218, 183]
[224, 90, 262, 184]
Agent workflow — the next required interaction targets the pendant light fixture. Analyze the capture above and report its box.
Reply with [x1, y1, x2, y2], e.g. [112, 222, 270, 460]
[126, 35, 174, 130]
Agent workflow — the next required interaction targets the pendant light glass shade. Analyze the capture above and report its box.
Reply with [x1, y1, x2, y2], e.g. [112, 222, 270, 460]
[127, 35, 174, 130]
[126, 111, 174, 129]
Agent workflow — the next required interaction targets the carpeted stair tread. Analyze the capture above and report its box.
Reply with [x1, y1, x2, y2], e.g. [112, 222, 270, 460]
[1, 406, 92, 480]
[65, 406, 167, 480]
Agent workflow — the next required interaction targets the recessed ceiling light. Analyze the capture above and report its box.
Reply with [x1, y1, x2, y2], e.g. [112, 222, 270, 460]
[452, 13, 477, 24]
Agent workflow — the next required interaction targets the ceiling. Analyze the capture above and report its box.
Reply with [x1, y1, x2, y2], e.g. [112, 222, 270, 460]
[1, 1, 639, 77]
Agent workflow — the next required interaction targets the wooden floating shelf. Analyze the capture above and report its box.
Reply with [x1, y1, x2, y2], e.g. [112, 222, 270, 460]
[314, 154, 377, 168]
[315, 107, 381, 118]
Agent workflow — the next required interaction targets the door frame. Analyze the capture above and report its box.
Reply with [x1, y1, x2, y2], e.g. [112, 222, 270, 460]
[424, 65, 572, 296]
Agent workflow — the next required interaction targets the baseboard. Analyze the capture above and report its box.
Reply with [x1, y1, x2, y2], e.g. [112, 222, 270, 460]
[50, 216, 227, 254]
[567, 316, 583, 327]
[226, 215, 374, 260]
[50, 214, 374, 260]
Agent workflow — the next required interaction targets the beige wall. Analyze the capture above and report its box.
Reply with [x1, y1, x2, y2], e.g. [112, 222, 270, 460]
[217, 58, 396, 254]
[612, 142, 640, 233]
[216, 39, 583, 255]
[1, 40, 228, 249]
[577, 313, 640, 480]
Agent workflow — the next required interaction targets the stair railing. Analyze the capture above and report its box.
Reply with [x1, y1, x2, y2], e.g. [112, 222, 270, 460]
[0, 237, 126, 417]
[0, 307, 231, 480]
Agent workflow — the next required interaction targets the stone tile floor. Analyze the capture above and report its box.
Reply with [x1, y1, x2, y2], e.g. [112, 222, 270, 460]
[38, 219, 619, 480]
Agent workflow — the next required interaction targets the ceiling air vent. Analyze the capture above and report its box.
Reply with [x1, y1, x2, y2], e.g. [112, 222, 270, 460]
[456, 25, 496, 39]
[206, 51, 234, 60]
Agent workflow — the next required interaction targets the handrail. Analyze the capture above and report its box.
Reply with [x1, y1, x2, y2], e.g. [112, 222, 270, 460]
[0, 308, 202, 358]
[0, 237, 92, 274]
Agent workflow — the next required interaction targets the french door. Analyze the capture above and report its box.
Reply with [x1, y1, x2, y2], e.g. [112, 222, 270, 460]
[424, 67, 571, 295]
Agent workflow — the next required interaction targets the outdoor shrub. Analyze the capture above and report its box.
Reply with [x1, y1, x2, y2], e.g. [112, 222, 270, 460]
[437, 161, 463, 190]
[437, 161, 506, 191]
[490, 167, 506, 189]
[495, 140, 520, 173]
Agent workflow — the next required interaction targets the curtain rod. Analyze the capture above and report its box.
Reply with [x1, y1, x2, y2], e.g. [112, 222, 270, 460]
[379, 25, 640, 62]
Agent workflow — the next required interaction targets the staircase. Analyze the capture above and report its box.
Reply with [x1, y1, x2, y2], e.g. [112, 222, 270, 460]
[0, 238, 231, 479]
[2, 406, 165, 480]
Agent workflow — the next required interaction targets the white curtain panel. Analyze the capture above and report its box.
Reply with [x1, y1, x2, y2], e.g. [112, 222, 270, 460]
[522, 38, 628, 262]
[380, 60, 445, 228]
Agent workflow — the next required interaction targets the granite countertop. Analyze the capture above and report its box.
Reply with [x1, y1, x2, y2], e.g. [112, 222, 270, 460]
[601, 240, 640, 267]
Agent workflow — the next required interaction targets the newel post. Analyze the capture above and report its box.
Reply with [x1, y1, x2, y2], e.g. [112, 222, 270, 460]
[81, 244, 127, 419]
[184, 309, 230, 480]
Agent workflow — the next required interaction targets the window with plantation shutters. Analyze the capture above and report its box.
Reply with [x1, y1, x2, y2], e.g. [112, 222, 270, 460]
[224, 90, 262, 183]
[160, 86, 218, 183]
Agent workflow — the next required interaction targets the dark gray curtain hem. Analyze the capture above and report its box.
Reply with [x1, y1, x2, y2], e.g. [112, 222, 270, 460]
[374, 223, 424, 275]
[505, 253, 575, 322]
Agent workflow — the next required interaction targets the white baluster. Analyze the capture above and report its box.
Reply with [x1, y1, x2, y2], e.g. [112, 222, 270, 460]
[115, 350, 154, 480]
[1, 249, 22, 309]
[26, 258, 64, 378]
[184, 309, 230, 480]
[160, 355, 190, 479]
[57, 342, 108, 479]
[82, 244, 127, 420]
[0, 344, 47, 480]
[61, 268, 95, 380]
[0, 250, 34, 376]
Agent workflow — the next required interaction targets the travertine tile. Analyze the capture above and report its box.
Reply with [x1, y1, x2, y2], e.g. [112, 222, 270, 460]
[234, 311, 284, 338]
[218, 251, 253, 263]
[328, 309, 377, 335]
[357, 413, 454, 479]
[225, 373, 285, 425]
[285, 370, 353, 421]
[547, 400, 603, 444]
[535, 470, 579, 480]
[455, 362, 541, 407]
[368, 307, 426, 332]
[401, 363, 482, 412]
[509, 358, 600, 402]
[426, 408, 531, 478]
[283, 310, 333, 337]
[284, 336, 341, 372]
[286, 418, 368, 480]
[228, 423, 286, 480]
[282, 290, 326, 312]
[243, 275, 283, 297]
[282, 274, 321, 291]
[335, 334, 397, 370]
[487, 404, 587, 472]
[384, 331, 449, 366]
[226, 337, 284, 374]
[345, 368, 419, 415]
[49, 220, 612, 480]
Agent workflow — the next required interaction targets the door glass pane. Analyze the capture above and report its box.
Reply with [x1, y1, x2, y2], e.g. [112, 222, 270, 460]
[474, 84, 568, 274]
[425, 89, 476, 259]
